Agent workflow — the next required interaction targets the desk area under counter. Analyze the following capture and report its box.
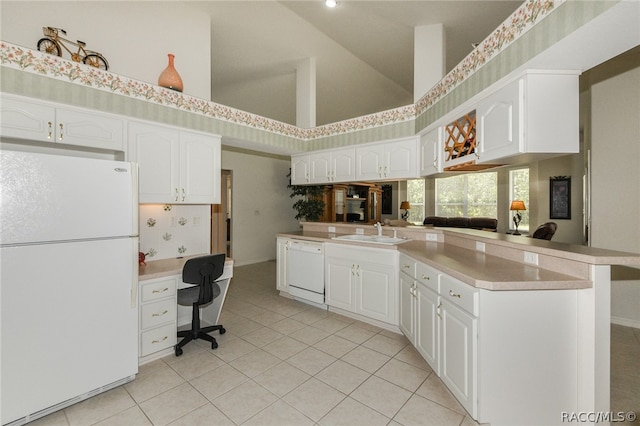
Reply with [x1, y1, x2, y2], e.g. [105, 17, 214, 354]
[137, 255, 234, 364]
[277, 222, 640, 425]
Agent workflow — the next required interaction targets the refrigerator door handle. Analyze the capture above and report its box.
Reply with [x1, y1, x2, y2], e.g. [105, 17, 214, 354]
[130, 162, 139, 236]
[131, 237, 139, 309]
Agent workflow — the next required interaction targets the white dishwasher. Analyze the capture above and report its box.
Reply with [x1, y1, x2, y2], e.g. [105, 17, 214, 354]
[287, 240, 325, 304]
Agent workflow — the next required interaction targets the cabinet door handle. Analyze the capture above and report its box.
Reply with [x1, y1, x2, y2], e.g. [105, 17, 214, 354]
[402, 264, 411, 269]
[383, 166, 388, 177]
[437, 302, 442, 319]
[58, 123, 64, 141]
[350, 264, 362, 276]
[449, 290, 461, 298]
[47, 121, 53, 139]
[421, 274, 430, 280]
[152, 309, 169, 317]
[152, 336, 168, 344]
[181, 188, 186, 202]
[175, 188, 179, 202]
[152, 287, 169, 294]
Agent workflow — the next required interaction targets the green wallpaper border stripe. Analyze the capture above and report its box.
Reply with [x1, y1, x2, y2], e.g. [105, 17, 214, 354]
[0, 0, 620, 154]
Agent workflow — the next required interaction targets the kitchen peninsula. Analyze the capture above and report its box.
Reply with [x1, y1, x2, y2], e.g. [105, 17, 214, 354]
[277, 222, 640, 426]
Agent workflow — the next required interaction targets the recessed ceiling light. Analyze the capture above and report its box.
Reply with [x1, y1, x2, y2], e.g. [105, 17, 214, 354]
[325, 0, 337, 8]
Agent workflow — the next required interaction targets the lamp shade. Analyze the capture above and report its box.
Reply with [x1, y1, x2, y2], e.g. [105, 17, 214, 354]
[400, 201, 411, 210]
[510, 200, 526, 211]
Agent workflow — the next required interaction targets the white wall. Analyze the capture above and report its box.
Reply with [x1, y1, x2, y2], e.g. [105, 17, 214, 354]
[0, 1, 211, 100]
[590, 51, 640, 328]
[531, 154, 584, 244]
[222, 149, 300, 266]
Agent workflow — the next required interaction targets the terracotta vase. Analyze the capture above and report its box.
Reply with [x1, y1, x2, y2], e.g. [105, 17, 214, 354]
[158, 53, 183, 92]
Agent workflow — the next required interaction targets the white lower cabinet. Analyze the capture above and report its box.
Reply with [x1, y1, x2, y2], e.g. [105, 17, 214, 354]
[400, 252, 585, 425]
[325, 243, 398, 326]
[439, 291, 477, 417]
[276, 237, 293, 294]
[400, 253, 477, 417]
[415, 281, 440, 372]
[399, 270, 416, 343]
[139, 275, 178, 359]
[399, 254, 441, 373]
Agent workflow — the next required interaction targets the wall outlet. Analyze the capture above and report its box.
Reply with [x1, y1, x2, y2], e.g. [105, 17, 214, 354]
[426, 233, 438, 242]
[328, 226, 336, 233]
[524, 251, 539, 265]
[476, 241, 485, 252]
[355, 228, 364, 235]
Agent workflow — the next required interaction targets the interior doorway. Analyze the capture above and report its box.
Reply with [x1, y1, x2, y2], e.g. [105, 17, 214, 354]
[211, 170, 232, 258]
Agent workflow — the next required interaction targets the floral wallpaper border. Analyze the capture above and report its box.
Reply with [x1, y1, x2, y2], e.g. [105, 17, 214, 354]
[0, 0, 559, 141]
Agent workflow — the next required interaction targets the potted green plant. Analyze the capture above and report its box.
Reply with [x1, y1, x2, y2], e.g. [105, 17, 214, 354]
[287, 171, 325, 221]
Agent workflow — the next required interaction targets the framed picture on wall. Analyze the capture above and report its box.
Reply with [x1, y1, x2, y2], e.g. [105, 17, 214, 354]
[550, 176, 571, 219]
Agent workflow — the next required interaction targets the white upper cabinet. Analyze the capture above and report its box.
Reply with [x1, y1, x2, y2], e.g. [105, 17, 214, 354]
[291, 147, 356, 185]
[128, 121, 220, 204]
[356, 136, 419, 181]
[290, 154, 311, 185]
[180, 130, 221, 204]
[0, 94, 125, 151]
[354, 144, 385, 181]
[310, 147, 355, 184]
[420, 127, 443, 176]
[476, 71, 579, 163]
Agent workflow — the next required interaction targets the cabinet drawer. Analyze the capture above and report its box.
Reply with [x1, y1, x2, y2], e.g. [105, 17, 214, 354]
[416, 261, 440, 293]
[141, 299, 176, 330]
[140, 323, 177, 356]
[141, 277, 177, 303]
[440, 274, 478, 316]
[399, 254, 416, 277]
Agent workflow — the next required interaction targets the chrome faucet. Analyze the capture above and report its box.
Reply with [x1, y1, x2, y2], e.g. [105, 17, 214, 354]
[374, 222, 383, 236]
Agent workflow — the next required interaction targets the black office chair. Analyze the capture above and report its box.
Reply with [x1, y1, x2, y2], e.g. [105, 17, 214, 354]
[175, 254, 226, 356]
[532, 222, 558, 240]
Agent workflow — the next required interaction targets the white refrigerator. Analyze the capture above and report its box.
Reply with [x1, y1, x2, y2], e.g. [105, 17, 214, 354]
[1, 150, 139, 425]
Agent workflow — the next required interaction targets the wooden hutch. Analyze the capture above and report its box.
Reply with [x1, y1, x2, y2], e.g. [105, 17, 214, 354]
[321, 183, 383, 224]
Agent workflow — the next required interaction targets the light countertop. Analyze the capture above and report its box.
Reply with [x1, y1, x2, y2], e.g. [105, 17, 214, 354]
[277, 228, 640, 291]
[139, 255, 234, 281]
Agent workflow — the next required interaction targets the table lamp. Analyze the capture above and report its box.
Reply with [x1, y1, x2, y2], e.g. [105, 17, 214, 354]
[400, 201, 411, 221]
[510, 200, 526, 235]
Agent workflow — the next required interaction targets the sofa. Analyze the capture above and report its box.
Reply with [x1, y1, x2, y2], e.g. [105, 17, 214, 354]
[423, 216, 498, 231]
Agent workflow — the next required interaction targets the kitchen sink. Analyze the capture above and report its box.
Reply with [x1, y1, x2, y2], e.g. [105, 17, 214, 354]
[331, 234, 410, 245]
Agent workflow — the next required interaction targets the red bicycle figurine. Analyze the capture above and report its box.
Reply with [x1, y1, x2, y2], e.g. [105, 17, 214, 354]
[37, 26, 109, 70]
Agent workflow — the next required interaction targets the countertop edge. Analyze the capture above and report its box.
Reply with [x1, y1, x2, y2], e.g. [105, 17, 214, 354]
[139, 255, 235, 281]
[277, 231, 593, 291]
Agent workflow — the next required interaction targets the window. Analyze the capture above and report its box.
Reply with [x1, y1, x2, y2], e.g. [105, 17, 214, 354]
[406, 179, 425, 224]
[435, 172, 497, 217]
[509, 168, 529, 231]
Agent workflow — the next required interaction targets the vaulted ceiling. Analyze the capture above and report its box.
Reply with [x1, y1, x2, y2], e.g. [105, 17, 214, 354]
[188, 1, 523, 126]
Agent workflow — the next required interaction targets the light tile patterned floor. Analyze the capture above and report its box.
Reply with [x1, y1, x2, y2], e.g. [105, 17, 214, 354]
[30, 260, 639, 426]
